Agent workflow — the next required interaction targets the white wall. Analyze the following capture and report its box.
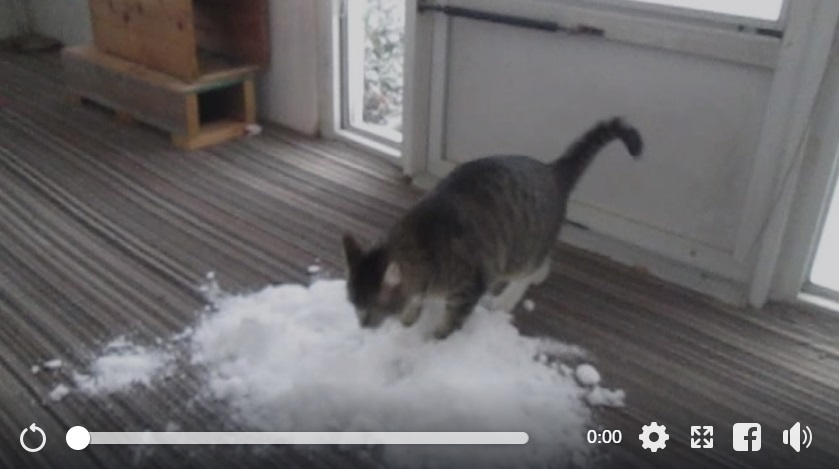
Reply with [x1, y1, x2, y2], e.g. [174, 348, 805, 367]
[258, 0, 321, 135]
[29, 0, 91, 45]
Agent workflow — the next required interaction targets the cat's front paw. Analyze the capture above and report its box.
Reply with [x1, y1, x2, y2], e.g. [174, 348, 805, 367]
[401, 315, 419, 327]
[433, 324, 454, 340]
[400, 307, 421, 327]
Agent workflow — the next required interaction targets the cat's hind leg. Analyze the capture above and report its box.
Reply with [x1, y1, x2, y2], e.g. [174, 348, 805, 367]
[490, 280, 510, 296]
[479, 280, 509, 309]
[490, 258, 550, 311]
[530, 257, 551, 285]
[490, 279, 529, 312]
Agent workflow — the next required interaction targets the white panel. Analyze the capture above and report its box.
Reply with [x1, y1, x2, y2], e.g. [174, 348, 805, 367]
[442, 18, 771, 254]
[616, 0, 784, 21]
[445, 0, 781, 69]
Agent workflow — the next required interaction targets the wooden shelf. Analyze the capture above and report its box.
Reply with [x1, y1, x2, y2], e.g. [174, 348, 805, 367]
[88, 0, 268, 81]
[63, 46, 257, 150]
[66, 45, 259, 93]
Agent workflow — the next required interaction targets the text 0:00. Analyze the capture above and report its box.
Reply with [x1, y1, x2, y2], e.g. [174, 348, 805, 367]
[587, 430, 622, 444]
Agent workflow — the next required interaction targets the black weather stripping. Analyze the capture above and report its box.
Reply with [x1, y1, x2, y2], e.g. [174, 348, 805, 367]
[418, 2, 606, 37]
[418, 3, 561, 32]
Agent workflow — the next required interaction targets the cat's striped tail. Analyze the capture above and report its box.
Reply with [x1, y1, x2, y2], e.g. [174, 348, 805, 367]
[553, 117, 642, 192]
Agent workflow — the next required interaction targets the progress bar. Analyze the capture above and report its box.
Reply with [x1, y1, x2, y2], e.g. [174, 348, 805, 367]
[65, 427, 528, 450]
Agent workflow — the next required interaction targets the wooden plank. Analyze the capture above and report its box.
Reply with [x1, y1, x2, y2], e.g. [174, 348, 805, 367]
[63, 47, 256, 149]
[243, 79, 257, 124]
[88, 0, 201, 81]
[193, 0, 269, 67]
[195, 54, 261, 90]
[64, 46, 258, 93]
[173, 120, 247, 150]
[88, 0, 268, 79]
[185, 93, 200, 137]
[62, 46, 189, 133]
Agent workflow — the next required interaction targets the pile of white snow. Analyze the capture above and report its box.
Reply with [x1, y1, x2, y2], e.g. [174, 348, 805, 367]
[73, 337, 174, 395]
[47, 277, 624, 468]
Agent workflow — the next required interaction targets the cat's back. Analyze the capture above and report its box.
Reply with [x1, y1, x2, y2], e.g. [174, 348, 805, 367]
[394, 155, 554, 240]
[432, 155, 554, 198]
[415, 154, 561, 234]
[390, 154, 563, 281]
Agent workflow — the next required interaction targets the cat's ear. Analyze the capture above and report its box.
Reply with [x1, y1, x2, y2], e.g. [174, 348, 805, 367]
[383, 262, 402, 287]
[342, 233, 363, 268]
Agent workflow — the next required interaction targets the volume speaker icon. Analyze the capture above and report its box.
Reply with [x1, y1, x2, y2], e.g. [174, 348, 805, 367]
[782, 422, 812, 452]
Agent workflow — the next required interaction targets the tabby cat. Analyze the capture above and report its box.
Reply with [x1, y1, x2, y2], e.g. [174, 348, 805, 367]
[343, 117, 642, 339]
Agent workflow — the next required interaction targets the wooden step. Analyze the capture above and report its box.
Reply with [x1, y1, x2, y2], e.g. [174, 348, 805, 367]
[62, 45, 258, 150]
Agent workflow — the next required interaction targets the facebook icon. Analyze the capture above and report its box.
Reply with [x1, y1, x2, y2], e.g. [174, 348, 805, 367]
[733, 423, 762, 451]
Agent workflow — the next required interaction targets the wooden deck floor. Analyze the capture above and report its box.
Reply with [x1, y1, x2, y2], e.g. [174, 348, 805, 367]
[1, 50, 838, 469]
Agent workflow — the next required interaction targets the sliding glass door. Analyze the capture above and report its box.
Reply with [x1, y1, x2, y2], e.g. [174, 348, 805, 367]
[341, 0, 405, 152]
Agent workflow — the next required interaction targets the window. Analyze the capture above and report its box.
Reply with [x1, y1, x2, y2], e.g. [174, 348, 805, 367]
[609, 0, 784, 22]
[341, 0, 405, 151]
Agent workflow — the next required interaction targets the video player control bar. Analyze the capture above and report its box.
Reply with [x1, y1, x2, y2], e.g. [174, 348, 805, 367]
[66, 427, 529, 449]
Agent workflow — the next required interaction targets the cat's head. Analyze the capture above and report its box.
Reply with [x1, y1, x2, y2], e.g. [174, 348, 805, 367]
[342, 233, 409, 328]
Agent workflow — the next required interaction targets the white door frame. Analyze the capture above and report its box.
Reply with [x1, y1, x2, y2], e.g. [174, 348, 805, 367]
[769, 31, 839, 304]
[735, 1, 839, 263]
[743, 0, 839, 306]
[317, 0, 402, 160]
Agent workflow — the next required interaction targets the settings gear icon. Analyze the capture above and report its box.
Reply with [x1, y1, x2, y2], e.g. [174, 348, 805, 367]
[639, 422, 669, 452]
